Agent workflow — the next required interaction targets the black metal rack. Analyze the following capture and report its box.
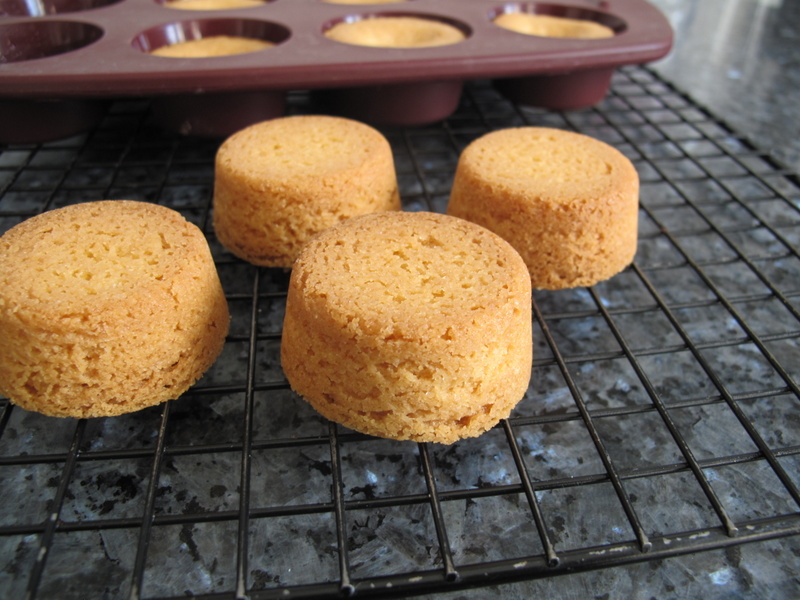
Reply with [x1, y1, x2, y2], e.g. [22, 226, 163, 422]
[1, 66, 798, 599]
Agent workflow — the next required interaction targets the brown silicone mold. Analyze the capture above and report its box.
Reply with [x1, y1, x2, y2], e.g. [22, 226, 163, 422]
[0, 0, 673, 142]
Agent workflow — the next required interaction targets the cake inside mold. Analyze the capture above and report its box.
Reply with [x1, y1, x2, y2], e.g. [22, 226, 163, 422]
[323, 0, 406, 4]
[324, 16, 466, 48]
[163, 0, 266, 10]
[493, 12, 615, 39]
[150, 35, 274, 58]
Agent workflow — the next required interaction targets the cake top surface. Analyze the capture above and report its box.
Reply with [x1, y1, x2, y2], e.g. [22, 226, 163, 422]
[493, 13, 615, 39]
[458, 126, 637, 200]
[323, 0, 405, 4]
[0, 201, 205, 313]
[164, 0, 266, 10]
[216, 115, 388, 179]
[324, 16, 467, 48]
[291, 211, 530, 335]
[151, 36, 275, 58]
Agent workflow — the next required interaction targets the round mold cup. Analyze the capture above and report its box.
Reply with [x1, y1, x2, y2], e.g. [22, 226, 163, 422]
[490, 3, 627, 111]
[314, 80, 464, 127]
[0, 0, 122, 16]
[0, 20, 103, 62]
[0, 21, 107, 144]
[315, 13, 470, 126]
[132, 19, 290, 138]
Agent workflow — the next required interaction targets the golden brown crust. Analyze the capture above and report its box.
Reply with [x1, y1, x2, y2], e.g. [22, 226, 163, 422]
[0, 201, 230, 418]
[323, 0, 405, 4]
[150, 36, 274, 58]
[493, 13, 615, 39]
[324, 16, 466, 48]
[447, 127, 639, 290]
[164, 0, 266, 10]
[213, 115, 401, 268]
[280, 211, 532, 444]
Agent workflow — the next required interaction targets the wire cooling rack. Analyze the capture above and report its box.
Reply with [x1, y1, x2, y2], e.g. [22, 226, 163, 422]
[1, 66, 799, 599]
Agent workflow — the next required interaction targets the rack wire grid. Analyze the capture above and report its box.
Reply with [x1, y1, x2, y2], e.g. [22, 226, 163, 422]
[1, 66, 799, 600]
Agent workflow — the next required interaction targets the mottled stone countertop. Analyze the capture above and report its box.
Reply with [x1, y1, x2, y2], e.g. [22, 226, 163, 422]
[649, 0, 800, 172]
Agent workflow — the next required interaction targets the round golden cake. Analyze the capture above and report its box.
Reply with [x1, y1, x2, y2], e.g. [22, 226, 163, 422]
[150, 36, 274, 58]
[213, 115, 401, 268]
[0, 201, 230, 418]
[447, 127, 639, 290]
[323, 0, 406, 4]
[324, 16, 466, 48]
[493, 13, 615, 39]
[281, 211, 532, 444]
[164, 0, 266, 10]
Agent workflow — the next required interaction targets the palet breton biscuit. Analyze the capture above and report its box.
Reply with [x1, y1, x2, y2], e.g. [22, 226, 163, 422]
[281, 211, 532, 444]
[164, 0, 266, 10]
[447, 127, 639, 290]
[323, 0, 405, 4]
[213, 115, 401, 268]
[0, 201, 230, 418]
[150, 36, 274, 58]
[493, 13, 615, 39]
[324, 16, 466, 48]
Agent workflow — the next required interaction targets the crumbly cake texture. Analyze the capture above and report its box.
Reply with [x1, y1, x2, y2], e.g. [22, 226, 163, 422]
[0, 201, 230, 418]
[493, 13, 615, 39]
[281, 211, 533, 444]
[324, 16, 466, 48]
[150, 36, 274, 58]
[213, 115, 401, 268]
[447, 127, 639, 290]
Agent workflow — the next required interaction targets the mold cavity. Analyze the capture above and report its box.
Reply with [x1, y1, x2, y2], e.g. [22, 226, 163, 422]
[0, 0, 122, 16]
[132, 18, 290, 58]
[159, 0, 272, 10]
[490, 3, 626, 39]
[0, 21, 103, 63]
[322, 13, 471, 48]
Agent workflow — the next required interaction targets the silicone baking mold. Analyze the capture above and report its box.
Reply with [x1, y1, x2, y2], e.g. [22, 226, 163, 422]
[0, 0, 673, 141]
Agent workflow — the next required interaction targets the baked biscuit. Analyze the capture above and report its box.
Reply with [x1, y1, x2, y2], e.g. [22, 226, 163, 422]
[150, 36, 274, 58]
[213, 115, 401, 267]
[164, 0, 266, 9]
[494, 13, 615, 39]
[324, 16, 466, 48]
[281, 211, 532, 444]
[0, 201, 230, 418]
[447, 127, 639, 289]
